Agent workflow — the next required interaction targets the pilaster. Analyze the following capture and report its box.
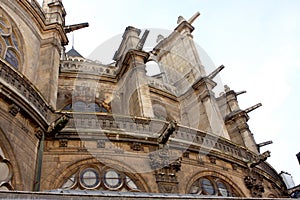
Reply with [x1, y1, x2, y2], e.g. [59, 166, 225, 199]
[192, 77, 230, 139]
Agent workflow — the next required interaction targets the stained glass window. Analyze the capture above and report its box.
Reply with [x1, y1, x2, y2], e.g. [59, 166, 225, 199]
[5, 50, 18, 69]
[217, 181, 228, 196]
[0, 10, 22, 70]
[189, 176, 239, 197]
[201, 178, 215, 195]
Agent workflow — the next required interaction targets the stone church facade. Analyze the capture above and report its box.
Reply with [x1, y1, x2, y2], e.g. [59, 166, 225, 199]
[0, 0, 289, 198]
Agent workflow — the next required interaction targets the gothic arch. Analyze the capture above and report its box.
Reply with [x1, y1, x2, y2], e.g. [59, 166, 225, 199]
[0, 7, 24, 70]
[145, 60, 161, 77]
[185, 170, 246, 197]
[50, 156, 150, 192]
[0, 127, 23, 190]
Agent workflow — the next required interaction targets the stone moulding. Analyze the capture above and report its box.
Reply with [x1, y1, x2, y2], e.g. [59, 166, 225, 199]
[57, 113, 259, 163]
[0, 59, 51, 127]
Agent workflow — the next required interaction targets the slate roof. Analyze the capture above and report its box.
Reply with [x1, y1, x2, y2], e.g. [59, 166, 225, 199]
[66, 47, 84, 58]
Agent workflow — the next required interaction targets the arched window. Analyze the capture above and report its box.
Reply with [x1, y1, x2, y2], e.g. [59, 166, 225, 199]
[0, 9, 23, 70]
[0, 146, 13, 191]
[189, 176, 239, 197]
[61, 166, 140, 192]
[5, 49, 19, 69]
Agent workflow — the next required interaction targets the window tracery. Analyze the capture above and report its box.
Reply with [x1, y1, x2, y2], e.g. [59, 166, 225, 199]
[189, 176, 239, 197]
[0, 147, 13, 191]
[61, 166, 140, 192]
[0, 10, 23, 69]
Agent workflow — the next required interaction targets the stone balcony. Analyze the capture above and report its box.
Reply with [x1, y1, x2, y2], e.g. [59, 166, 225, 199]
[0, 59, 51, 126]
[60, 60, 117, 77]
[58, 113, 254, 163]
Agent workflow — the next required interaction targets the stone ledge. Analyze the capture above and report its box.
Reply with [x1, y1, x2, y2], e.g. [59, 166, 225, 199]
[0, 191, 290, 199]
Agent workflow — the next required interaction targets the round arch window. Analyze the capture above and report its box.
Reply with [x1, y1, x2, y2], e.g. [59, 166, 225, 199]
[60, 165, 142, 192]
[79, 168, 100, 189]
[103, 170, 123, 190]
[188, 176, 239, 197]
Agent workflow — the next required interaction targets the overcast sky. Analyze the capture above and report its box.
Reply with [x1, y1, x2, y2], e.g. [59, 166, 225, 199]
[38, 0, 300, 184]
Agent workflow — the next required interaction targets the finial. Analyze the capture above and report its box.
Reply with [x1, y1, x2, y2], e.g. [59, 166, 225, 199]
[156, 34, 165, 43]
[177, 16, 186, 24]
[224, 85, 230, 92]
[72, 32, 74, 49]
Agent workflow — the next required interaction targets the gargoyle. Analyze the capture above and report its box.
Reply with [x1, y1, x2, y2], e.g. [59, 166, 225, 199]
[249, 151, 271, 168]
[47, 113, 71, 135]
[157, 120, 177, 145]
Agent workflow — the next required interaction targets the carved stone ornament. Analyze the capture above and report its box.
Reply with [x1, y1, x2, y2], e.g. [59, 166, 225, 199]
[248, 151, 271, 168]
[131, 142, 142, 151]
[149, 148, 170, 170]
[209, 155, 217, 164]
[155, 158, 182, 194]
[157, 120, 177, 145]
[8, 104, 20, 116]
[244, 175, 265, 197]
[59, 139, 68, 148]
[48, 114, 71, 135]
[35, 127, 44, 140]
[149, 148, 182, 193]
[97, 140, 105, 148]
[157, 182, 179, 193]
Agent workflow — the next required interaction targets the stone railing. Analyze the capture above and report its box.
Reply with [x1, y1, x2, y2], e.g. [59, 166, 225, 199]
[60, 60, 117, 77]
[0, 59, 49, 120]
[257, 162, 283, 184]
[61, 113, 256, 162]
[148, 77, 177, 96]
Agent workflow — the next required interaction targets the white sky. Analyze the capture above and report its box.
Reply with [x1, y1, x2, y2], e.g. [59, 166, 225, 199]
[38, 0, 300, 184]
